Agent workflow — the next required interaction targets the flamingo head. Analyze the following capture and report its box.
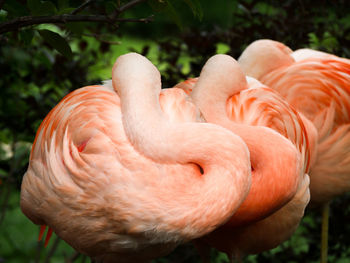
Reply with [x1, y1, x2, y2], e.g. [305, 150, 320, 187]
[238, 39, 295, 80]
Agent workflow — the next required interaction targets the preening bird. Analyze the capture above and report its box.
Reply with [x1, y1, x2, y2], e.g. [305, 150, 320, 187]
[20, 53, 252, 263]
[238, 39, 350, 263]
[238, 39, 350, 206]
[176, 54, 310, 261]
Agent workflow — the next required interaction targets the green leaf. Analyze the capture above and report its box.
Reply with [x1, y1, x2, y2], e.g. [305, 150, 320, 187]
[27, 0, 40, 12]
[19, 29, 34, 45]
[308, 32, 320, 48]
[216, 43, 230, 54]
[105, 1, 118, 15]
[3, 0, 29, 16]
[27, 0, 57, 16]
[58, 0, 70, 10]
[165, 0, 183, 30]
[65, 22, 86, 35]
[38, 29, 73, 58]
[57, 7, 76, 15]
[183, 0, 203, 20]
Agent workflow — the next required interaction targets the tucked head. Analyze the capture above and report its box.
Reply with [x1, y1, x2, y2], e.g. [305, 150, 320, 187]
[238, 39, 295, 80]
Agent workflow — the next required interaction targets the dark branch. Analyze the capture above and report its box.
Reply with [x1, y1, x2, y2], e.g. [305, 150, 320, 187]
[111, 0, 148, 19]
[119, 0, 147, 13]
[81, 33, 122, 45]
[70, 0, 95, 15]
[0, 14, 154, 34]
[44, 236, 61, 263]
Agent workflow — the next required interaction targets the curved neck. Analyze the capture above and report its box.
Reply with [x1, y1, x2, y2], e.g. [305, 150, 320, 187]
[111, 53, 252, 239]
[191, 54, 300, 226]
[191, 55, 248, 122]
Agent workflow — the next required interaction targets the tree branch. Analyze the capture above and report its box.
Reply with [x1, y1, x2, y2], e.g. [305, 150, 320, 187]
[70, 0, 96, 15]
[44, 236, 61, 263]
[0, 14, 153, 34]
[111, 0, 148, 19]
[119, 0, 148, 13]
[81, 33, 122, 45]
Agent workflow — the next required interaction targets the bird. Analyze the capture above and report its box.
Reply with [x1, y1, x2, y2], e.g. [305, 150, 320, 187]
[176, 54, 310, 261]
[238, 39, 350, 263]
[20, 53, 253, 263]
[238, 39, 350, 206]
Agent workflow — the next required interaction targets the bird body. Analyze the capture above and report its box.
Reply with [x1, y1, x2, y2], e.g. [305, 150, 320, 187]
[239, 39, 350, 205]
[177, 54, 310, 260]
[21, 53, 252, 262]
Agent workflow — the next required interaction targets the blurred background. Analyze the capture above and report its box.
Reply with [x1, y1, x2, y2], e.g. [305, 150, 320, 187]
[0, 0, 350, 262]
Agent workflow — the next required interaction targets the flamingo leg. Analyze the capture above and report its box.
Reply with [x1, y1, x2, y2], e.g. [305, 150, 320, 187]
[38, 225, 46, 241]
[321, 202, 330, 263]
[44, 227, 53, 247]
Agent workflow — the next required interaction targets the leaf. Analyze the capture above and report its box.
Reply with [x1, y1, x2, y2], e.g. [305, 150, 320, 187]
[164, 0, 183, 30]
[57, 7, 76, 15]
[183, 0, 203, 20]
[38, 29, 73, 58]
[19, 30, 34, 45]
[105, 1, 118, 15]
[308, 32, 320, 48]
[65, 22, 86, 35]
[3, 0, 29, 16]
[27, 0, 57, 16]
[27, 0, 40, 13]
[58, 0, 70, 10]
[216, 43, 230, 54]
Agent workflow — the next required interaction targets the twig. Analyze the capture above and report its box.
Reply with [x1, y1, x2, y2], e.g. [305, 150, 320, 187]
[110, 0, 148, 19]
[44, 236, 61, 263]
[70, 0, 95, 15]
[35, 238, 43, 263]
[0, 14, 154, 34]
[119, 0, 148, 13]
[81, 33, 121, 45]
[0, 185, 11, 225]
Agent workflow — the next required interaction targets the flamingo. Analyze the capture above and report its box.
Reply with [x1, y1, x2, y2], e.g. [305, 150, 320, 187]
[176, 54, 310, 261]
[20, 53, 252, 263]
[238, 39, 350, 262]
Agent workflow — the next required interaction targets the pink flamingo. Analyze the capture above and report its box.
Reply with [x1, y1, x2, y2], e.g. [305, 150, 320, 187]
[176, 54, 310, 261]
[238, 39, 350, 262]
[20, 53, 252, 263]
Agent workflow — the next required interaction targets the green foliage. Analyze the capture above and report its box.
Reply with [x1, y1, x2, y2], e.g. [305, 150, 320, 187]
[27, 0, 57, 16]
[38, 29, 73, 58]
[1, 0, 350, 262]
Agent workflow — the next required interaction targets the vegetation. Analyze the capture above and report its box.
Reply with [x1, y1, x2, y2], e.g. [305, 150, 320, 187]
[1, 0, 350, 262]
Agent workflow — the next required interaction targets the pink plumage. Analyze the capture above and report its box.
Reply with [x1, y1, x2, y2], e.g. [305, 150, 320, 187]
[176, 54, 310, 261]
[21, 53, 252, 262]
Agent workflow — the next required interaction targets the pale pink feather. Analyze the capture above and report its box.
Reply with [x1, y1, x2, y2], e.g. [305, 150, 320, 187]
[21, 53, 252, 262]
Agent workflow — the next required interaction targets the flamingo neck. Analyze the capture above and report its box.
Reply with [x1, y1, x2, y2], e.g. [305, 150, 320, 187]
[191, 54, 248, 121]
[191, 53, 300, 226]
[111, 53, 252, 238]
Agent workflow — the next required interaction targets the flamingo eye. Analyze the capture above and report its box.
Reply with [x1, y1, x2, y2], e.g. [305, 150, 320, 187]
[191, 163, 204, 175]
[198, 165, 204, 175]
